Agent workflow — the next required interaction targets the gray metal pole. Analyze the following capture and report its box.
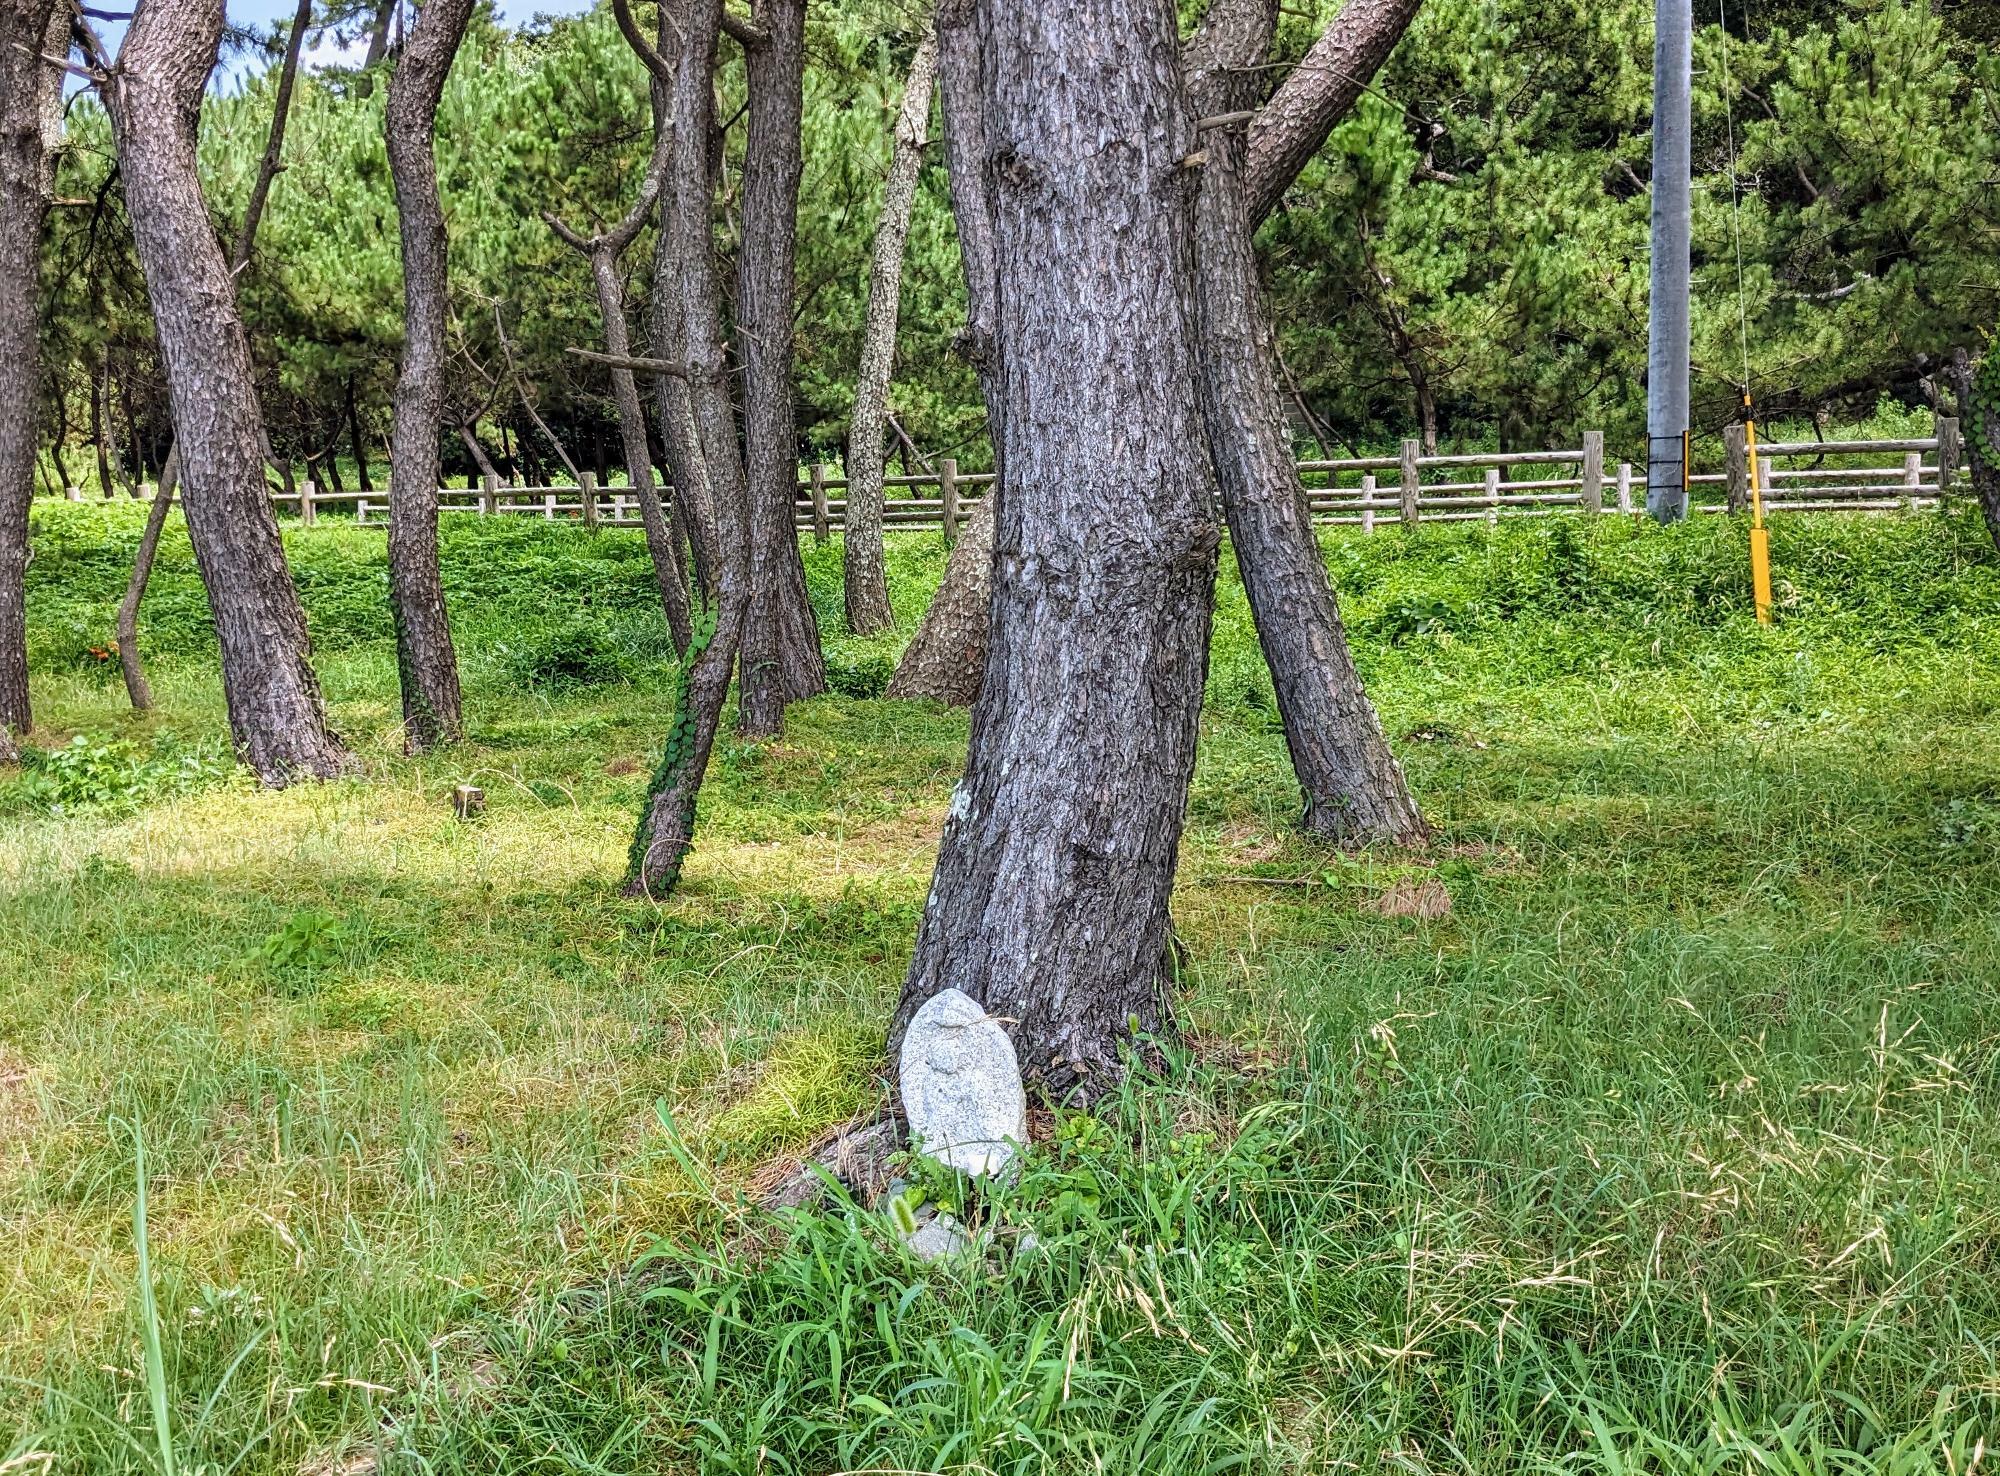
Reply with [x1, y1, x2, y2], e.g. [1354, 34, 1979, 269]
[1646, 0, 1692, 523]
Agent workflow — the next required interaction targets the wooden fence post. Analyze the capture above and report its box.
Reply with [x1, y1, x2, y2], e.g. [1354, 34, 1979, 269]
[1581, 430, 1604, 516]
[1484, 466, 1500, 525]
[811, 463, 831, 543]
[480, 472, 497, 517]
[543, 489, 557, 520]
[1724, 422, 1748, 514]
[1399, 438, 1420, 530]
[1904, 451, 1922, 512]
[579, 471, 598, 530]
[65, 484, 80, 501]
[1616, 461, 1633, 515]
[1360, 472, 1376, 535]
[300, 480, 317, 526]
[1936, 415, 1961, 489]
[940, 457, 960, 544]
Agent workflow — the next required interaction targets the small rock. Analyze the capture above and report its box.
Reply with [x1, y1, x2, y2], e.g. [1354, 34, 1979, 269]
[902, 1207, 972, 1261]
[899, 988, 1027, 1179]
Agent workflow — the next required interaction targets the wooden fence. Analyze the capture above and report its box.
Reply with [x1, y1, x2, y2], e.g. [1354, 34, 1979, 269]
[47, 420, 1964, 535]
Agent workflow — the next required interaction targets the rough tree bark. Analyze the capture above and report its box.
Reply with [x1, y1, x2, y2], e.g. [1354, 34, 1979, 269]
[0, 0, 63, 742]
[1239, 0, 1424, 225]
[891, 0, 1427, 848]
[1188, 0, 1428, 845]
[117, 0, 313, 712]
[841, 22, 938, 635]
[106, 0, 349, 782]
[624, 0, 750, 896]
[883, 0, 1002, 701]
[1947, 348, 2000, 556]
[733, 0, 826, 736]
[890, 0, 1221, 1098]
[546, 125, 693, 652]
[383, 0, 474, 751]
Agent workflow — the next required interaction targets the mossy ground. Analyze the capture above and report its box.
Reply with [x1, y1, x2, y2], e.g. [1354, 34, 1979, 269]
[4, 501, 1999, 1472]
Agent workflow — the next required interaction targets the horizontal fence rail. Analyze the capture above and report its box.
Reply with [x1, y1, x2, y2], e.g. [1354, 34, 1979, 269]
[43, 419, 1964, 535]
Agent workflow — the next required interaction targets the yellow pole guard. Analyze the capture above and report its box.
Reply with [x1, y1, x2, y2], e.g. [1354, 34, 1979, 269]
[1745, 413, 1773, 624]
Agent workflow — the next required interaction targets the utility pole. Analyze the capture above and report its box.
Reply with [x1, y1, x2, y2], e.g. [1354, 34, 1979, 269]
[1647, 0, 1692, 522]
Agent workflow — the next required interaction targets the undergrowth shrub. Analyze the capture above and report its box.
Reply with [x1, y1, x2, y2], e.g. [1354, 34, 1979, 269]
[5, 731, 233, 816]
[495, 617, 631, 692]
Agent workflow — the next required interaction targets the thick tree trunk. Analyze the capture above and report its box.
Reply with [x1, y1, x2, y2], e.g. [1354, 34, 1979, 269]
[883, 0, 1004, 699]
[1187, 0, 1427, 847]
[363, 0, 396, 67]
[0, 0, 62, 738]
[892, 0, 1428, 851]
[841, 24, 938, 636]
[891, 0, 1221, 1099]
[107, 0, 349, 782]
[734, 0, 826, 736]
[1948, 348, 2000, 557]
[383, 0, 472, 751]
[624, 0, 750, 897]
[116, 0, 314, 713]
[546, 121, 694, 650]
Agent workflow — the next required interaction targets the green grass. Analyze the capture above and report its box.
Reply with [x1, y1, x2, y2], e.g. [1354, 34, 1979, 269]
[3, 500, 2000, 1472]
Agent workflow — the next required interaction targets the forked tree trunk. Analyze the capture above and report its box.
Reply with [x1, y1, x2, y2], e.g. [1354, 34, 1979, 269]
[890, 0, 1221, 1098]
[841, 23, 938, 635]
[546, 125, 693, 652]
[383, 0, 473, 751]
[0, 0, 63, 740]
[1948, 348, 2000, 557]
[624, 0, 749, 897]
[117, 0, 313, 712]
[883, 0, 1003, 700]
[107, 0, 349, 782]
[1187, 0, 1428, 845]
[890, 0, 1427, 850]
[734, 0, 826, 737]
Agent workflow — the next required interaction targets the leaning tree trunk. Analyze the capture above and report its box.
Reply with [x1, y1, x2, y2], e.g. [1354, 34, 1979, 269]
[1187, 0, 1428, 845]
[107, 0, 349, 782]
[890, 0, 1221, 1099]
[884, 0, 1003, 699]
[841, 22, 938, 636]
[624, 0, 749, 897]
[118, 0, 311, 712]
[0, 0, 63, 741]
[383, 0, 473, 751]
[1948, 348, 2000, 557]
[734, 0, 826, 736]
[546, 125, 694, 650]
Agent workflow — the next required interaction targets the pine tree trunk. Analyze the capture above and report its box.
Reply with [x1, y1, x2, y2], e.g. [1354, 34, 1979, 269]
[117, 446, 177, 711]
[1187, 0, 1428, 846]
[891, 0, 1220, 1099]
[591, 247, 693, 651]
[346, 374, 373, 491]
[624, 0, 750, 896]
[891, 0, 1427, 851]
[883, 0, 1004, 701]
[107, 0, 349, 782]
[383, 0, 471, 751]
[842, 25, 937, 636]
[733, 0, 825, 737]
[115, 0, 315, 715]
[0, 0, 61, 738]
[882, 487, 993, 702]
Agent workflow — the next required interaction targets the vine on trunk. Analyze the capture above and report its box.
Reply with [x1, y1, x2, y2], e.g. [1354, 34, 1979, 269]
[623, 599, 719, 893]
